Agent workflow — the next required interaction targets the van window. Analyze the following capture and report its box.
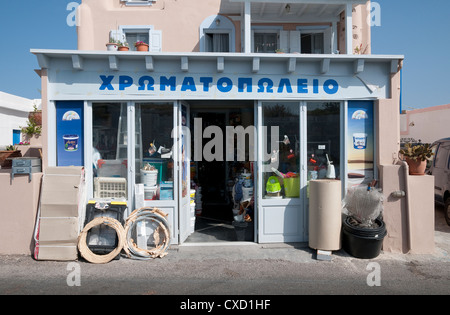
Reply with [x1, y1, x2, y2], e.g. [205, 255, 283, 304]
[435, 144, 449, 169]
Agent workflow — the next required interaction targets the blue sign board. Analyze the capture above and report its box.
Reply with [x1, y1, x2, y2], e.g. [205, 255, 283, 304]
[56, 101, 84, 166]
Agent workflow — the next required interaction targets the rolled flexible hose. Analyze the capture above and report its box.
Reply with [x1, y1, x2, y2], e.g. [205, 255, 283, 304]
[123, 207, 171, 260]
[78, 217, 126, 264]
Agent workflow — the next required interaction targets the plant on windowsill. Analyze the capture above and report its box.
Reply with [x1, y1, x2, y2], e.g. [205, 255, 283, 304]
[135, 40, 149, 52]
[399, 142, 434, 175]
[275, 49, 285, 54]
[106, 37, 119, 51]
[118, 41, 130, 51]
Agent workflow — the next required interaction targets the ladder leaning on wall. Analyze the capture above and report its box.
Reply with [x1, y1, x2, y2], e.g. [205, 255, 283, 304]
[116, 103, 143, 173]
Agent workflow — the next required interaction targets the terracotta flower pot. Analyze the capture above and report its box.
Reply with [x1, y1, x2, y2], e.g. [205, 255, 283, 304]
[28, 111, 42, 126]
[405, 157, 427, 175]
[136, 43, 149, 52]
[0, 150, 22, 168]
[118, 46, 130, 51]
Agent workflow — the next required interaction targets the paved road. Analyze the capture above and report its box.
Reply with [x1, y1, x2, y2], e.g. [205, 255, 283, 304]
[0, 206, 448, 300]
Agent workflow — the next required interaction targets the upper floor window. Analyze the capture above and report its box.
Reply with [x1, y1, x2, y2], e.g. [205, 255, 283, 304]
[254, 33, 278, 53]
[122, 0, 156, 6]
[301, 33, 324, 54]
[200, 15, 235, 53]
[251, 26, 332, 54]
[111, 25, 162, 52]
[125, 32, 150, 52]
[205, 33, 230, 53]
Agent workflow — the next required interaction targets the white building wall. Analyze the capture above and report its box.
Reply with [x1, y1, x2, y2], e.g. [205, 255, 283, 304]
[0, 92, 37, 147]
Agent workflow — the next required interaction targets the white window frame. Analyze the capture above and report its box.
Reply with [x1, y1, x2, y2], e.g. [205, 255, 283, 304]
[296, 25, 333, 54]
[251, 26, 283, 53]
[116, 25, 162, 52]
[122, 0, 155, 6]
[119, 25, 154, 44]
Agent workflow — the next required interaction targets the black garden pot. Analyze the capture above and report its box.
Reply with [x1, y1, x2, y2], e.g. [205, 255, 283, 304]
[342, 217, 387, 259]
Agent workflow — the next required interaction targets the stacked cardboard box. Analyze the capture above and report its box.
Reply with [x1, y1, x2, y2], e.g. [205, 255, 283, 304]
[34, 167, 86, 261]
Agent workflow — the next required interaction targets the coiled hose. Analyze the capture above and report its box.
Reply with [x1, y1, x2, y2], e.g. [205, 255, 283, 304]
[123, 207, 171, 260]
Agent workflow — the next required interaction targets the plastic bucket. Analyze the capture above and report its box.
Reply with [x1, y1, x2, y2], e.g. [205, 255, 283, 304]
[141, 169, 158, 187]
[63, 135, 79, 152]
[284, 177, 300, 198]
[353, 133, 368, 150]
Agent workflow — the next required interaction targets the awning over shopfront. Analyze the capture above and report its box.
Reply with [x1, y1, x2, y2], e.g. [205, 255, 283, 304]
[32, 49, 403, 101]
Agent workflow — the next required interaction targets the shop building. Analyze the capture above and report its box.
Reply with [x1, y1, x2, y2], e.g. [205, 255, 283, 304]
[27, 0, 428, 250]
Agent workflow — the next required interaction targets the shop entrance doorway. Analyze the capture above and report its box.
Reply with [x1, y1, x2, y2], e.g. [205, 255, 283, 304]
[184, 101, 255, 243]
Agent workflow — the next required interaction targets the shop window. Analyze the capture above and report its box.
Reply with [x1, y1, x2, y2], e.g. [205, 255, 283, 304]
[262, 102, 300, 199]
[136, 103, 174, 201]
[92, 103, 128, 200]
[306, 102, 341, 186]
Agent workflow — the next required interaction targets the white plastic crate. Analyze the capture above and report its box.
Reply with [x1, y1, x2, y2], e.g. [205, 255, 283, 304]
[94, 177, 127, 199]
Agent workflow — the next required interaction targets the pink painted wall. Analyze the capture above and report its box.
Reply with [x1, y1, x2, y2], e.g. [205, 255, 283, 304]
[77, 0, 372, 53]
[0, 172, 42, 255]
[401, 104, 450, 144]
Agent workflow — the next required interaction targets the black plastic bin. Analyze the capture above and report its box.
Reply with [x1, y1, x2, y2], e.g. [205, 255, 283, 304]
[342, 217, 387, 259]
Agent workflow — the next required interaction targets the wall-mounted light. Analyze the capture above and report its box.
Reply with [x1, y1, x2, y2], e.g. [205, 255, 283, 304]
[285, 4, 291, 14]
[215, 18, 221, 26]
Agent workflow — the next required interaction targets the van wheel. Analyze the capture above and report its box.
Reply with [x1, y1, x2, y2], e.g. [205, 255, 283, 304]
[445, 199, 450, 226]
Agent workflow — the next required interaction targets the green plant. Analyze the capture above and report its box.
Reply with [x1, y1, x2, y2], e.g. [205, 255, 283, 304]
[399, 143, 434, 162]
[21, 112, 42, 137]
[108, 36, 119, 44]
[5, 145, 17, 151]
[119, 40, 129, 47]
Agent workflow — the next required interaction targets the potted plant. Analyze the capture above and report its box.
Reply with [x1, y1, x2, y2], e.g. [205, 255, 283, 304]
[106, 37, 119, 51]
[28, 104, 42, 126]
[399, 143, 434, 175]
[0, 145, 22, 168]
[21, 109, 42, 144]
[135, 40, 149, 52]
[118, 41, 130, 51]
[341, 183, 387, 259]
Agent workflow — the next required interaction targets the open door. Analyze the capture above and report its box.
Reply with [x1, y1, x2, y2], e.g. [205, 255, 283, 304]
[178, 101, 193, 243]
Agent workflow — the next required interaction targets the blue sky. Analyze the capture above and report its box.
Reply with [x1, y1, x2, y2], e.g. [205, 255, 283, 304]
[0, 0, 449, 110]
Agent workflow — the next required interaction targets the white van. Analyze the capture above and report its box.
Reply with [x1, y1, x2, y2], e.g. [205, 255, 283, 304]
[428, 138, 450, 225]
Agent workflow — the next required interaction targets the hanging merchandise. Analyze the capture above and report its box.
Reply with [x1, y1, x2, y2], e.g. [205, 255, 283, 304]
[148, 141, 157, 156]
